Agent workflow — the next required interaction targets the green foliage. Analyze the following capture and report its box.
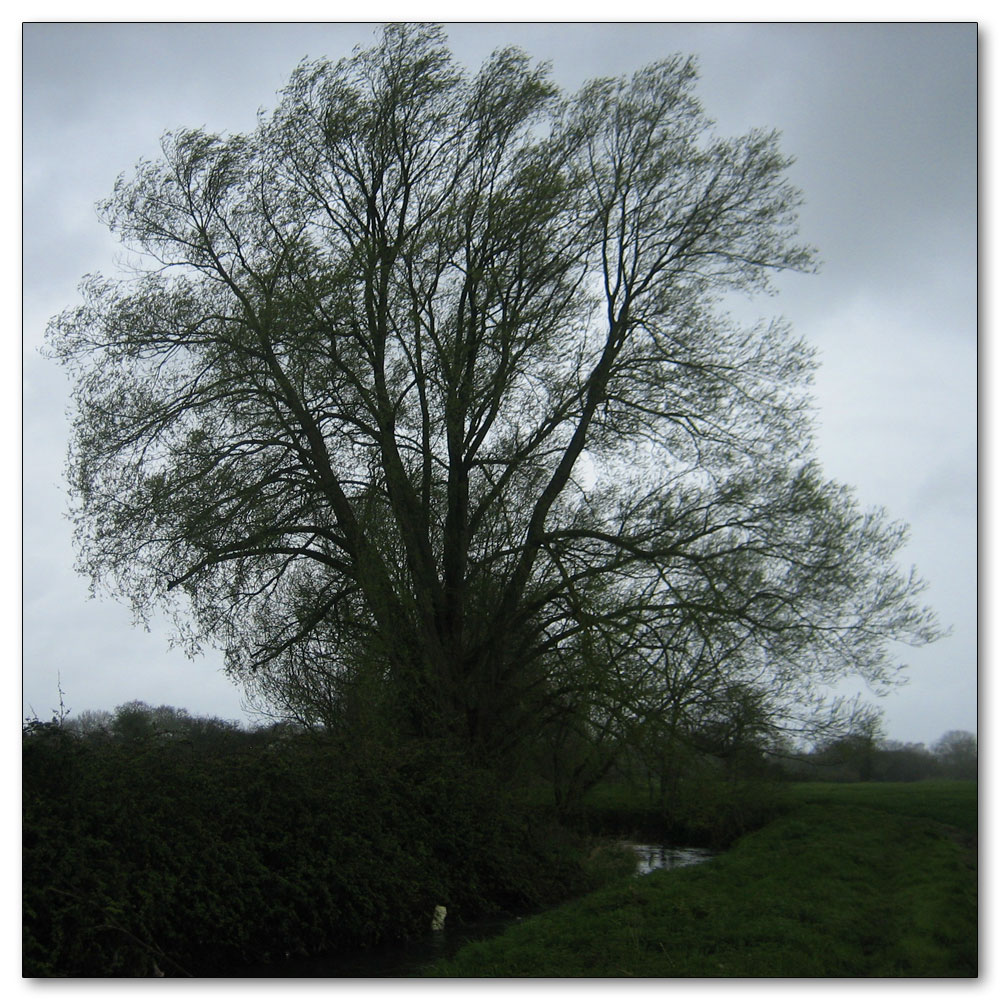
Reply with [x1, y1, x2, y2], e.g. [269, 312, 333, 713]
[47, 22, 938, 768]
[556, 774, 789, 849]
[426, 781, 977, 977]
[23, 722, 592, 977]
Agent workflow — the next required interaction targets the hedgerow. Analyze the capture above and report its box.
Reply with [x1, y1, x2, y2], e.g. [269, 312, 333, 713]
[23, 723, 589, 977]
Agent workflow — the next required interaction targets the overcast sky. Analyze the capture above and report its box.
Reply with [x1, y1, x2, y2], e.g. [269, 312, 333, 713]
[21, 22, 977, 745]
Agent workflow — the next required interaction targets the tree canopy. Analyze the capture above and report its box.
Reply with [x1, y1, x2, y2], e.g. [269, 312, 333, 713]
[48, 24, 939, 763]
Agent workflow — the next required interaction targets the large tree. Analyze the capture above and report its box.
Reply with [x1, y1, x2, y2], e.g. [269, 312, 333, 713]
[49, 24, 938, 759]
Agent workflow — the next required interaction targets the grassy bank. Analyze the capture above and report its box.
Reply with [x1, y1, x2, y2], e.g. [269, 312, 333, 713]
[424, 780, 978, 977]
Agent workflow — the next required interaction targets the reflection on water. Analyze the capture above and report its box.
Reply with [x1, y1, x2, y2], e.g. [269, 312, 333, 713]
[619, 842, 715, 876]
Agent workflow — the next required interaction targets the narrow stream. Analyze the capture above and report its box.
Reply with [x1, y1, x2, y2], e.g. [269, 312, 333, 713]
[618, 842, 714, 876]
[227, 842, 713, 978]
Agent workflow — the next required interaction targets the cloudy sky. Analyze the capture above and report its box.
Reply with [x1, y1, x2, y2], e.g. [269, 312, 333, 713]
[21, 21, 977, 745]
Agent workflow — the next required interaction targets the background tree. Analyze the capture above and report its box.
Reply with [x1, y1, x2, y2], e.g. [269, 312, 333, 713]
[48, 24, 938, 766]
[808, 709, 886, 781]
[874, 740, 940, 782]
[933, 730, 977, 780]
[64, 708, 114, 739]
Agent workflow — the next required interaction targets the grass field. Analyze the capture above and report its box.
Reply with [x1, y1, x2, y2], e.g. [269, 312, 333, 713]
[424, 780, 978, 977]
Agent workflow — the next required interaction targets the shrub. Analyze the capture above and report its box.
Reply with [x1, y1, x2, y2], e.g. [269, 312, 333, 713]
[23, 728, 590, 976]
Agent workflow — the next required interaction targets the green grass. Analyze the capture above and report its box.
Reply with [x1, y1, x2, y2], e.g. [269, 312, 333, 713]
[424, 781, 978, 977]
[785, 779, 978, 835]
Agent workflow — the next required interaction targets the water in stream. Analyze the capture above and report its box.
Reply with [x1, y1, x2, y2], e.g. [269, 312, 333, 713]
[227, 842, 713, 978]
[618, 842, 714, 876]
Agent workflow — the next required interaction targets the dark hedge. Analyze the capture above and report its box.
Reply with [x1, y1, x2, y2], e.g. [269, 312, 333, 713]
[23, 724, 590, 977]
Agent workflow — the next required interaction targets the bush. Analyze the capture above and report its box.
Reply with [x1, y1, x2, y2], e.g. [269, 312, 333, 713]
[23, 726, 591, 977]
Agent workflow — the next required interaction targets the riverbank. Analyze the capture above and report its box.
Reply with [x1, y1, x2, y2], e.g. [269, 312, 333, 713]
[225, 840, 712, 977]
[423, 780, 978, 977]
[23, 719, 976, 978]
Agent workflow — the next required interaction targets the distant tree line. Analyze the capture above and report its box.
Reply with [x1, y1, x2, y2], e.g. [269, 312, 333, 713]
[774, 728, 978, 783]
[51, 700, 284, 745]
[26, 698, 976, 789]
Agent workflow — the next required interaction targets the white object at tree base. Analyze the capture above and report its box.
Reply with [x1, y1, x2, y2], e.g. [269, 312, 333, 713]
[432, 905, 447, 931]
